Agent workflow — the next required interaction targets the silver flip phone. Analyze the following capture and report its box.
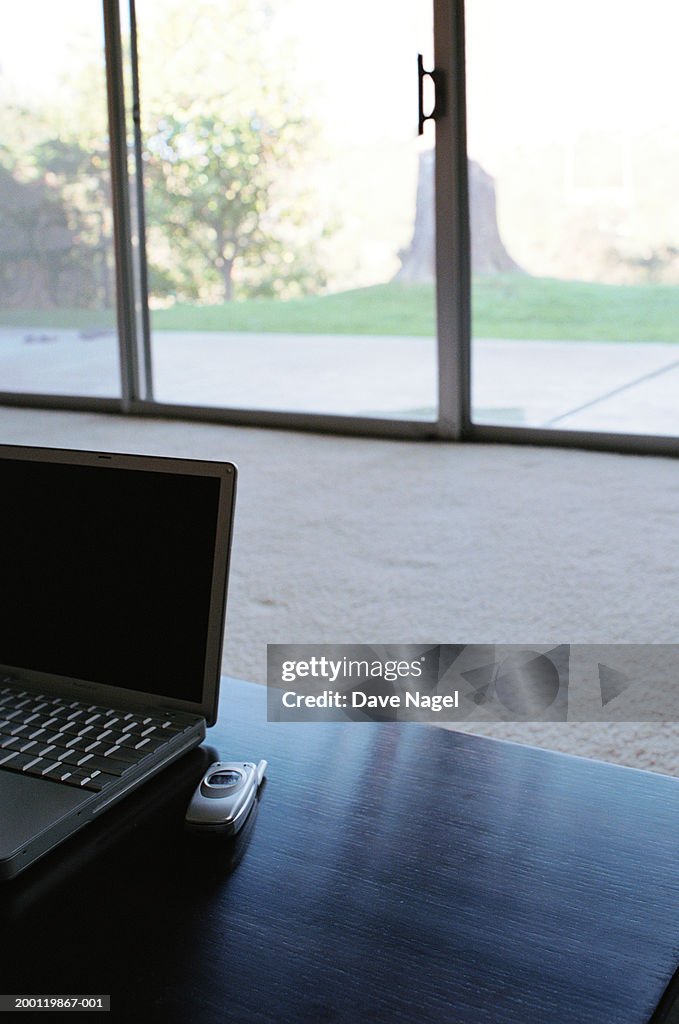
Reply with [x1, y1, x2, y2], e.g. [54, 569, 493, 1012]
[185, 760, 267, 835]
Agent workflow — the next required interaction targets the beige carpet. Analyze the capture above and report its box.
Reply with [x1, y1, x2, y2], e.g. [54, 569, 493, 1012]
[2, 405, 678, 775]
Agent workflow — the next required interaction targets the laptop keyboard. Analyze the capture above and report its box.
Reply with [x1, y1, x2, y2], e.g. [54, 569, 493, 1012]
[0, 679, 188, 794]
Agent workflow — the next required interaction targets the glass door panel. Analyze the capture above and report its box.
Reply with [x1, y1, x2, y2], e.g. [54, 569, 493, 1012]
[0, 1, 120, 397]
[466, 0, 679, 436]
[135, 0, 437, 420]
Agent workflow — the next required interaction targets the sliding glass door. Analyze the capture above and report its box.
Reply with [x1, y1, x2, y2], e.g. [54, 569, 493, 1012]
[134, 0, 438, 423]
[4, 0, 678, 453]
[0, 1, 120, 398]
[466, 0, 679, 438]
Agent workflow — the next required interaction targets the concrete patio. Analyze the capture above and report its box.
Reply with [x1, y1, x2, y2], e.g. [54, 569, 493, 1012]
[1, 326, 678, 435]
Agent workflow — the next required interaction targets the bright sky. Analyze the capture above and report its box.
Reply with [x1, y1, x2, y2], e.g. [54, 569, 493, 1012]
[466, 0, 679, 170]
[2, 0, 678, 134]
[0, 0, 430, 145]
[279, 0, 433, 144]
[3, 0, 678, 181]
[0, 0, 103, 99]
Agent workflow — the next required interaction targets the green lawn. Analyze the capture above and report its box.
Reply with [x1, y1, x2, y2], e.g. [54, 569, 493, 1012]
[151, 283, 436, 335]
[152, 276, 679, 341]
[473, 275, 679, 342]
[2, 276, 679, 342]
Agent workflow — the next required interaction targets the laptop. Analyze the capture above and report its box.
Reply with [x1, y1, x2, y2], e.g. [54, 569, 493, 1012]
[0, 445, 237, 880]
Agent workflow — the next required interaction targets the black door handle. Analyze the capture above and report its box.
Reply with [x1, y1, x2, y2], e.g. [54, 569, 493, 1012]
[417, 53, 445, 135]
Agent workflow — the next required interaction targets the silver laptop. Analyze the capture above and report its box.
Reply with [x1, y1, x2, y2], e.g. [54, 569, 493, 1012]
[0, 445, 237, 880]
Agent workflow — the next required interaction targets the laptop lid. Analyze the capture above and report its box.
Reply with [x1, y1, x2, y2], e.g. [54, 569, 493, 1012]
[0, 446, 237, 727]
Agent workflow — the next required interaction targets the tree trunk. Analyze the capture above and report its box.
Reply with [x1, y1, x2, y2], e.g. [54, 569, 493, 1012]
[395, 152, 522, 283]
[220, 257, 234, 301]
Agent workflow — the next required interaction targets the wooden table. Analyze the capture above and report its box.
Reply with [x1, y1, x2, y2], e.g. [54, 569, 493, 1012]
[3, 678, 679, 1023]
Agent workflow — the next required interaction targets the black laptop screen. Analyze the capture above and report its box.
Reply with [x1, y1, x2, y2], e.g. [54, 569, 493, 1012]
[0, 458, 222, 704]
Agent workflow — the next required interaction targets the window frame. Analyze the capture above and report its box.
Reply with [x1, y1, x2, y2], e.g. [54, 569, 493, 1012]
[1, 0, 678, 457]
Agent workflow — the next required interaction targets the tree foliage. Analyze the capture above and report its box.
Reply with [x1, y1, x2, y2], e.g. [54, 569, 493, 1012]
[1, 0, 331, 309]
[0, 32, 114, 311]
[0, 136, 112, 310]
[144, 101, 327, 301]
[139, 0, 330, 302]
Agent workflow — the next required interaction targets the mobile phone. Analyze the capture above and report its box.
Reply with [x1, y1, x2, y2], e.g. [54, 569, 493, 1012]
[185, 760, 267, 835]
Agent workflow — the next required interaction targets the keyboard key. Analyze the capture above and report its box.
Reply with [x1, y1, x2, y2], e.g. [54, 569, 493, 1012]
[81, 754, 130, 776]
[57, 768, 91, 786]
[22, 753, 43, 770]
[103, 745, 143, 764]
[62, 714, 80, 726]
[3, 752, 43, 772]
[0, 683, 193, 793]
[60, 750, 91, 767]
[35, 742, 57, 757]
[103, 733, 138, 749]
[64, 734, 97, 753]
[46, 706, 73, 721]
[135, 736, 166, 754]
[81, 771, 117, 792]
[25, 760, 63, 778]
[83, 739, 105, 753]
[60, 767, 115, 791]
[25, 715, 59, 733]
[46, 745, 72, 761]
[34, 729, 66, 745]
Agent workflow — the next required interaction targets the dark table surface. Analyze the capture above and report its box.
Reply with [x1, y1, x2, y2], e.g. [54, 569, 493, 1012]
[3, 678, 679, 1024]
